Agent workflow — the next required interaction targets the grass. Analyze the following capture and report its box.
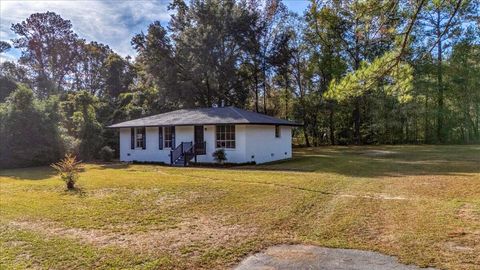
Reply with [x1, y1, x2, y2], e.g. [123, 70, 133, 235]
[0, 145, 479, 269]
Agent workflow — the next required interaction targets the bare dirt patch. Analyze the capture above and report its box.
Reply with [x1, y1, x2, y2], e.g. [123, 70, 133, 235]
[338, 193, 409, 200]
[89, 188, 164, 198]
[438, 226, 480, 268]
[457, 203, 479, 221]
[444, 241, 475, 252]
[447, 203, 480, 258]
[9, 216, 257, 255]
[89, 188, 201, 206]
[361, 150, 397, 157]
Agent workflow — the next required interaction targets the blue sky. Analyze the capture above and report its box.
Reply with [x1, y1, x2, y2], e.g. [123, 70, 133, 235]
[0, 0, 310, 62]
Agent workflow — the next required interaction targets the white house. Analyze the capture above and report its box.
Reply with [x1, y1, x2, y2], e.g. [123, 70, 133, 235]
[108, 106, 301, 165]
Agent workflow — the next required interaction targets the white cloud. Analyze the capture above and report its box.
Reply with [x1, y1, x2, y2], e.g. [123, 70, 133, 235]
[0, 0, 172, 57]
[0, 51, 17, 63]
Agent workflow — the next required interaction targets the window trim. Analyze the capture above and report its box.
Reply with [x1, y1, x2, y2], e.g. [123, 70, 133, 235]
[215, 124, 236, 149]
[135, 127, 144, 149]
[163, 126, 174, 149]
[275, 125, 281, 138]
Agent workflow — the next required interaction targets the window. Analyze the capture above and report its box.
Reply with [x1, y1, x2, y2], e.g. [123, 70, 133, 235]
[216, 125, 235, 149]
[135, 127, 144, 148]
[164, 126, 174, 148]
[275, 125, 281, 138]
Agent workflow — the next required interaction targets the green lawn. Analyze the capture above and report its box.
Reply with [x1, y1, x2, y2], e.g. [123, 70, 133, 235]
[1, 145, 479, 269]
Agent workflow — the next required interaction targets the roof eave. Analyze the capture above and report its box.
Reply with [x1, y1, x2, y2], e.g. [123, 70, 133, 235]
[107, 122, 303, 128]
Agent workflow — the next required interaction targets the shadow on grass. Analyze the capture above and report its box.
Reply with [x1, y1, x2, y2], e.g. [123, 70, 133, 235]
[4, 146, 476, 180]
[237, 145, 480, 178]
[61, 186, 87, 197]
[0, 166, 57, 180]
[97, 163, 131, 170]
[0, 166, 88, 181]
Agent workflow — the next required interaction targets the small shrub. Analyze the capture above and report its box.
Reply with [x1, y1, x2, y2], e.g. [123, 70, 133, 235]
[51, 154, 82, 190]
[212, 149, 227, 164]
[99, 146, 115, 162]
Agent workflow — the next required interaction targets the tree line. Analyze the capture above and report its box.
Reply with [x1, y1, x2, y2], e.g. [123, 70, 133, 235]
[1, 0, 479, 168]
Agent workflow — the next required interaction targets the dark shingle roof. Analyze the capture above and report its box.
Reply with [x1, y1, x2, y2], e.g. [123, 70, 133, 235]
[108, 106, 302, 128]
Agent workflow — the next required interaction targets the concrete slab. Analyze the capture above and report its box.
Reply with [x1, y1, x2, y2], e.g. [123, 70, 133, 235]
[235, 245, 437, 270]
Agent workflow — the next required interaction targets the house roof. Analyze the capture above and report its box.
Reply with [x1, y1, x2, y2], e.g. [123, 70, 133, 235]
[108, 106, 302, 128]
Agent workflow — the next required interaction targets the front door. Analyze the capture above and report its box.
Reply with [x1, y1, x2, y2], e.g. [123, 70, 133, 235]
[194, 125, 205, 157]
[194, 125, 204, 143]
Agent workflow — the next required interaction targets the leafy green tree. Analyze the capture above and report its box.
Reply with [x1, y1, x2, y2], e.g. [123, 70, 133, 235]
[268, 29, 294, 119]
[0, 41, 11, 53]
[243, 0, 290, 113]
[447, 32, 480, 142]
[73, 41, 113, 95]
[1, 0, 479, 170]
[61, 91, 103, 160]
[132, 21, 179, 107]
[304, 3, 348, 145]
[0, 85, 63, 168]
[104, 53, 135, 98]
[0, 62, 31, 102]
[326, 50, 414, 103]
[415, 0, 476, 142]
[305, 0, 401, 144]
[11, 12, 80, 96]
[134, 0, 260, 108]
[0, 77, 16, 102]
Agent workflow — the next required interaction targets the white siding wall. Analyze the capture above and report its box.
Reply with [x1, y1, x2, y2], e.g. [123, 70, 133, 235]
[120, 127, 171, 163]
[194, 125, 247, 163]
[245, 125, 292, 164]
[119, 124, 292, 164]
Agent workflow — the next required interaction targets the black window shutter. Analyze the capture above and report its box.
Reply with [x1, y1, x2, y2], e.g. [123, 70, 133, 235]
[172, 126, 176, 148]
[142, 127, 146, 149]
[159, 127, 163, 150]
[130, 128, 134, 149]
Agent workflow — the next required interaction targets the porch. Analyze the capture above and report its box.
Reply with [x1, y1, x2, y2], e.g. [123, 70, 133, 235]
[170, 141, 206, 166]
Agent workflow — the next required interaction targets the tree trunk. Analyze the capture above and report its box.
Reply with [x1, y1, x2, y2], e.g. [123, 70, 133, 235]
[352, 31, 361, 145]
[329, 104, 335, 145]
[413, 113, 418, 143]
[254, 73, 259, 112]
[436, 10, 445, 143]
[262, 67, 267, 114]
[205, 74, 212, 107]
[405, 116, 409, 143]
[67, 181, 75, 190]
[353, 97, 361, 144]
[475, 104, 480, 141]
[424, 94, 429, 143]
[303, 126, 311, 147]
[284, 74, 289, 119]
